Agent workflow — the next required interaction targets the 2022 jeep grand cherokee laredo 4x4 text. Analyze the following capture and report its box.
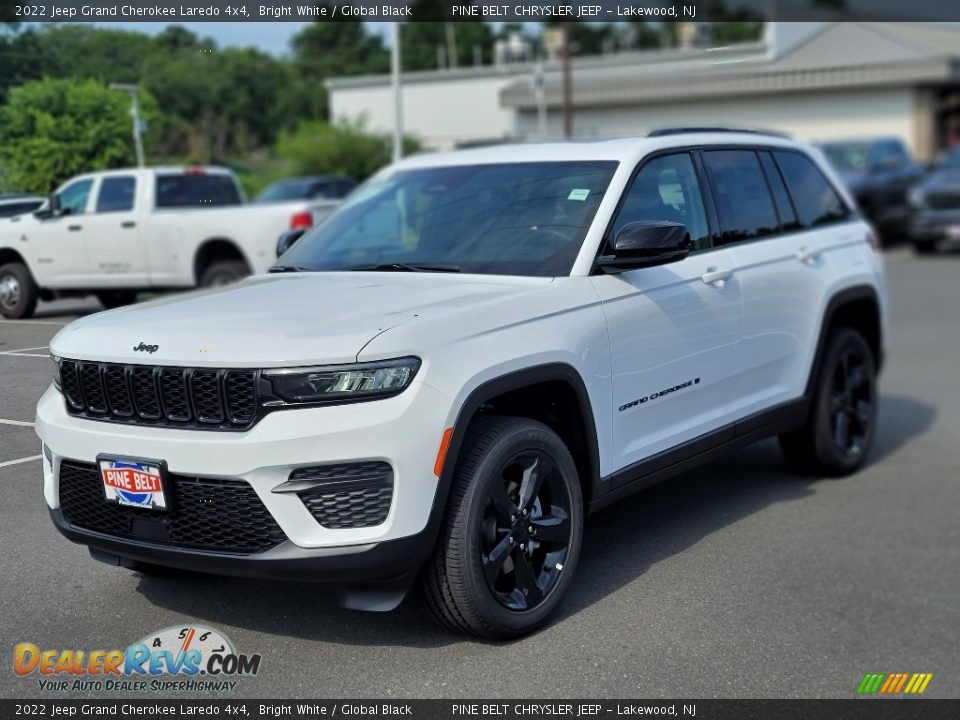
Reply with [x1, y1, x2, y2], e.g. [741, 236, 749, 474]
[36, 130, 887, 639]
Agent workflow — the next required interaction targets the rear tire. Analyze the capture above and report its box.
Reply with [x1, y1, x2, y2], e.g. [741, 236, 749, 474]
[200, 260, 248, 287]
[779, 327, 877, 476]
[0, 262, 38, 319]
[913, 239, 938, 255]
[420, 416, 583, 639]
[95, 290, 138, 310]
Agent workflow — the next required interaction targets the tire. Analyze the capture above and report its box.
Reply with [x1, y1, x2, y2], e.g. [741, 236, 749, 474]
[0, 262, 38, 319]
[913, 240, 938, 255]
[199, 260, 248, 287]
[95, 290, 138, 310]
[420, 415, 584, 639]
[779, 327, 878, 476]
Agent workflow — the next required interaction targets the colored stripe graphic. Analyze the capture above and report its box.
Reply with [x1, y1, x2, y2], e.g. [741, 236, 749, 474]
[857, 672, 932, 694]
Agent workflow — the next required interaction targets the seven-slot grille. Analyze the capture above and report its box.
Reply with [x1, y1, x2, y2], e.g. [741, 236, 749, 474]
[59, 360, 258, 430]
[58, 461, 287, 553]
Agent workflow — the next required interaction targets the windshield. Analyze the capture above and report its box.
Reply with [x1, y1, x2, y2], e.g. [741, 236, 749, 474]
[941, 148, 960, 170]
[822, 143, 870, 172]
[276, 161, 617, 277]
[256, 179, 318, 203]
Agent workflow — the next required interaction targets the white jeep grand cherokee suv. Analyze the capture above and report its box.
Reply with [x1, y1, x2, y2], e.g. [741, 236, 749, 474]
[36, 130, 887, 638]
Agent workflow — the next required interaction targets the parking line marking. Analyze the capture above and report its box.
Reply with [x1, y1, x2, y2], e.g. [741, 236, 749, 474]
[0, 319, 68, 326]
[0, 346, 49, 354]
[0, 418, 34, 427]
[0, 455, 41, 468]
[0, 352, 49, 358]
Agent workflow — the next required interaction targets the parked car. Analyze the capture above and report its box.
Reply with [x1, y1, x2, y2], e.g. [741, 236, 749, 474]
[254, 175, 356, 203]
[37, 130, 886, 638]
[0, 166, 339, 319]
[0, 193, 44, 218]
[907, 146, 960, 253]
[818, 137, 924, 242]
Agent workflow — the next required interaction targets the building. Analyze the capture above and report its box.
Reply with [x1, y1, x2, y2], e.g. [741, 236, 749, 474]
[326, 23, 960, 161]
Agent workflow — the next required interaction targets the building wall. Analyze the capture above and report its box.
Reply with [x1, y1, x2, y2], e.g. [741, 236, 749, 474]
[515, 86, 918, 151]
[329, 74, 521, 151]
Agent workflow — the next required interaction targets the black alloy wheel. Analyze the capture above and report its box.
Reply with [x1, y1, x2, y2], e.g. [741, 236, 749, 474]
[421, 416, 583, 639]
[480, 450, 573, 611]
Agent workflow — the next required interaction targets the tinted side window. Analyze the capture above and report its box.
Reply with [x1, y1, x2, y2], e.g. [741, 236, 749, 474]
[703, 150, 778, 245]
[96, 176, 136, 213]
[774, 151, 850, 228]
[612, 153, 710, 250]
[0, 201, 41, 218]
[759, 151, 799, 231]
[57, 179, 93, 216]
[155, 174, 242, 208]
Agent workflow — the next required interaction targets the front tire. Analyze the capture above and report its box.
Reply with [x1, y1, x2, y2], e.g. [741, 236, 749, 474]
[200, 260, 248, 287]
[95, 290, 138, 310]
[780, 327, 878, 476]
[420, 416, 583, 639]
[0, 262, 38, 319]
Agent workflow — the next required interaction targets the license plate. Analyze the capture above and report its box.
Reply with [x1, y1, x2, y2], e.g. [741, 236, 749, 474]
[99, 457, 168, 510]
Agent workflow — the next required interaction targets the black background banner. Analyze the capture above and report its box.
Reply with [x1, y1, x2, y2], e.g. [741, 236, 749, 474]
[6, 0, 960, 23]
[2, 700, 960, 720]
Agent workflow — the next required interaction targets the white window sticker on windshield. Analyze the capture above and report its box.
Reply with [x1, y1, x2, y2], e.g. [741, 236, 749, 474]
[568, 188, 590, 201]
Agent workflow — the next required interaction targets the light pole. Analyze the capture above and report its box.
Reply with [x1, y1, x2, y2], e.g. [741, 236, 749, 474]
[109, 83, 145, 168]
[391, 25, 404, 163]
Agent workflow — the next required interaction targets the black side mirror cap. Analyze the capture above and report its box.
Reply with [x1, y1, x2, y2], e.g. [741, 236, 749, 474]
[276, 229, 307, 258]
[596, 221, 692, 273]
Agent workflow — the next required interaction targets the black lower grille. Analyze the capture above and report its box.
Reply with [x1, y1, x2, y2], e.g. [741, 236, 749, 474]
[927, 192, 960, 210]
[58, 461, 287, 554]
[59, 360, 259, 430]
[290, 462, 393, 529]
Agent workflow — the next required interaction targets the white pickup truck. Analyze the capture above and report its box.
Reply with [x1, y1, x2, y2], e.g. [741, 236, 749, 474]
[0, 166, 338, 319]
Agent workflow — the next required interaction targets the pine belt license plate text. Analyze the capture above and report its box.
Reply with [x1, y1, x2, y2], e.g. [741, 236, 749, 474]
[99, 458, 168, 510]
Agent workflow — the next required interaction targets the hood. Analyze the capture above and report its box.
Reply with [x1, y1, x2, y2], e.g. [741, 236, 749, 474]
[50, 272, 552, 367]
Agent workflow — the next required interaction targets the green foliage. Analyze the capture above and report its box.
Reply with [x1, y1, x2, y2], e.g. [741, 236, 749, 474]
[276, 119, 420, 182]
[401, 22, 495, 71]
[0, 78, 157, 193]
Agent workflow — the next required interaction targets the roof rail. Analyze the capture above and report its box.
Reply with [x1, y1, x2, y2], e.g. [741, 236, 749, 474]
[648, 127, 792, 139]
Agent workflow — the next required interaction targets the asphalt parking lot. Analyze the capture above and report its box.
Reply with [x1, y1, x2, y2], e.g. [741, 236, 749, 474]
[1, 249, 958, 699]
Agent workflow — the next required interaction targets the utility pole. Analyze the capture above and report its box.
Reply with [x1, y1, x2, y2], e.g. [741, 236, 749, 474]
[534, 62, 547, 140]
[561, 24, 573, 139]
[391, 24, 404, 163]
[109, 83, 145, 167]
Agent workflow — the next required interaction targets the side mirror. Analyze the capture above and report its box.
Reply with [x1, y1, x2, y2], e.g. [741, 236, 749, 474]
[34, 192, 61, 219]
[597, 221, 692, 273]
[276, 228, 307, 257]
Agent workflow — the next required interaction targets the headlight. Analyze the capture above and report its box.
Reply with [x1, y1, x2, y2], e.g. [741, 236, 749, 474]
[263, 357, 420, 405]
[51, 355, 61, 391]
[908, 186, 926, 208]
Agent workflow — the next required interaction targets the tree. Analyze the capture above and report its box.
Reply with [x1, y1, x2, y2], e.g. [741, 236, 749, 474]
[401, 22, 494, 71]
[291, 21, 390, 119]
[0, 78, 157, 193]
[275, 119, 419, 182]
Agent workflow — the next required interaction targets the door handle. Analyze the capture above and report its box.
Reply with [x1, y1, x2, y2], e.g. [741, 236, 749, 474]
[67, 224, 82, 232]
[700, 267, 733, 286]
[797, 246, 820, 264]
[121, 221, 136, 228]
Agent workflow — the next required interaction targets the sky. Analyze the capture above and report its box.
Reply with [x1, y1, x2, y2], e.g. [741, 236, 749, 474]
[88, 21, 381, 56]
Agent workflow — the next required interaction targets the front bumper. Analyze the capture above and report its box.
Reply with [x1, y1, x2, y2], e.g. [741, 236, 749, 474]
[35, 379, 454, 581]
[49, 507, 432, 583]
[909, 208, 960, 244]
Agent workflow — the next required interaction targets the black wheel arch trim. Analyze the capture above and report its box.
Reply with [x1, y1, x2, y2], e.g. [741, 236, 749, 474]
[424, 363, 602, 549]
[805, 284, 883, 399]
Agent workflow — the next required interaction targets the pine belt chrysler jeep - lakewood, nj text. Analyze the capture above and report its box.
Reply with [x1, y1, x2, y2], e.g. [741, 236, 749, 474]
[36, 130, 888, 638]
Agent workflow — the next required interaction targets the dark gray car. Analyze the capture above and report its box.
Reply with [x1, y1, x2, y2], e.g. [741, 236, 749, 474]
[819, 138, 924, 243]
[908, 147, 960, 253]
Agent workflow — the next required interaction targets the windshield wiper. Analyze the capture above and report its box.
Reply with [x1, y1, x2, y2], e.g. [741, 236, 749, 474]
[348, 263, 461, 273]
[268, 265, 313, 273]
